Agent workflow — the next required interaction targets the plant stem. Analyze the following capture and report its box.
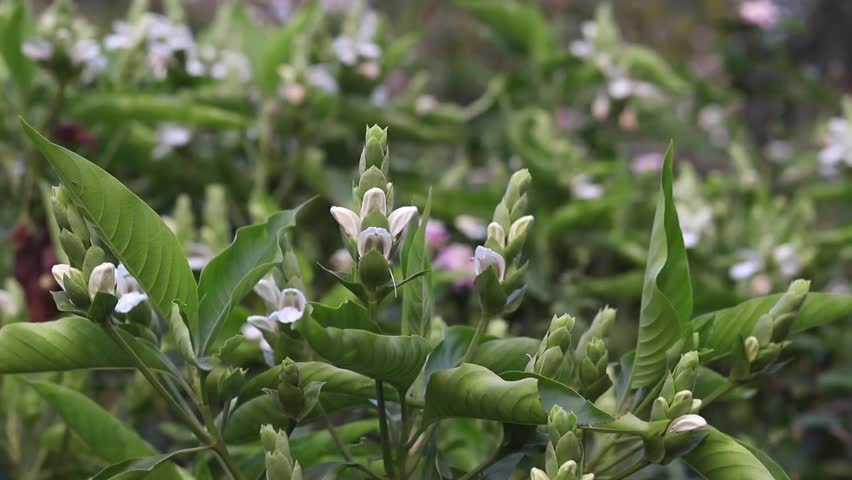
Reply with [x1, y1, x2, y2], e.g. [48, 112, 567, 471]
[594, 442, 642, 475]
[458, 454, 499, 480]
[198, 370, 245, 480]
[319, 404, 353, 462]
[103, 324, 209, 442]
[601, 459, 649, 480]
[375, 380, 396, 479]
[459, 310, 490, 365]
[701, 381, 736, 407]
[398, 391, 409, 475]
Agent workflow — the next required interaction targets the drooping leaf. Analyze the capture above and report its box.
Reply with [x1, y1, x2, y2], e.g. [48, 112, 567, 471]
[683, 428, 775, 480]
[298, 316, 430, 392]
[91, 447, 205, 480]
[67, 94, 248, 129]
[401, 190, 432, 336]
[0, 316, 167, 373]
[631, 143, 693, 387]
[309, 301, 380, 333]
[22, 121, 199, 330]
[196, 207, 301, 354]
[422, 364, 612, 426]
[29, 382, 181, 480]
[695, 293, 852, 361]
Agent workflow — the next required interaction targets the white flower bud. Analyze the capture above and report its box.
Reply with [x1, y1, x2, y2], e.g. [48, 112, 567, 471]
[330, 206, 361, 239]
[557, 460, 578, 476]
[88, 263, 116, 298]
[691, 399, 703, 413]
[357, 227, 392, 259]
[582, 474, 595, 480]
[360, 187, 387, 218]
[473, 246, 506, 282]
[508, 215, 534, 243]
[744, 336, 760, 363]
[388, 206, 418, 238]
[530, 468, 550, 480]
[667, 414, 708, 433]
[51, 264, 80, 290]
[487, 222, 506, 249]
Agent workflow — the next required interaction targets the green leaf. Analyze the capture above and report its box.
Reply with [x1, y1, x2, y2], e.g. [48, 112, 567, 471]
[423, 326, 539, 383]
[238, 361, 383, 406]
[298, 316, 430, 392]
[695, 293, 852, 361]
[737, 441, 791, 480]
[401, 190, 432, 336]
[22, 121, 199, 330]
[67, 94, 248, 129]
[310, 301, 380, 333]
[631, 143, 693, 387]
[292, 420, 379, 467]
[0, 1, 34, 98]
[0, 316, 167, 373]
[29, 382, 181, 480]
[196, 208, 301, 354]
[91, 447, 204, 480]
[683, 428, 775, 480]
[454, 0, 555, 58]
[422, 364, 612, 426]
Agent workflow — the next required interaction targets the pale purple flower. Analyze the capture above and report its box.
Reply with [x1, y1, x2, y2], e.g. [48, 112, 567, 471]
[434, 244, 475, 289]
[425, 220, 449, 250]
[631, 152, 665, 174]
[739, 0, 780, 30]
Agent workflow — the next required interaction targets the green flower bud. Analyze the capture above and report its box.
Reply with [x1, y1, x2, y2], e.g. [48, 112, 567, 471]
[769, 279, 810, 342]
[575, 307, 615, 359]
[667, 390, 693, 419]
[358, 250, 392, 291]
[554, 432, 582, 468]
[547, 406, 576, 442]
[536, 346, 566, 380]
[359, 125, 389, 175]
[81, 245, 106, 280]
[51, 187, 70, 230]
[265, 451, 293, 480]
[503, 169, 532, 210]
[59, 229, 86, 267]
[509, 193, 529, 222]
[173, 193, 195, 249]
[546, 327, 572, 353]
[278, 359, 305, 418]
[260, 424, 278, 453]
[651, 397, 669, 422]
[550, 313, 576, 334]
[65, 204, 90, 244]
[355, 166, 388, 202]
[672, 351, 699, 393]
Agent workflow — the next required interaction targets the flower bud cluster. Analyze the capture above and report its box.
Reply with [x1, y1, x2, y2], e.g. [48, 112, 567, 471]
[527, 314, 575, 383]
[650, 351, 701, 422]
[532, 406, 595, 480]
[330, 126, 418, 289]
[260, 424, 303, 480]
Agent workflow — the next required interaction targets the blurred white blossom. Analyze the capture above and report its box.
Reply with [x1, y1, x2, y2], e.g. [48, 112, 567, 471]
[739, 0, 780, 30]
[153, 124, 192, 159]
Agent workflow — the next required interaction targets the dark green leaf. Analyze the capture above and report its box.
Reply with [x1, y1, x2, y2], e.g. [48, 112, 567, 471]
[310, 301, 379, 333]
[683, 428, 775, 480]
[196, 207, 301, 354]
[424, 326, 539, 384]
[632, 143, 693, 387]
[401, 190, 432, 336]
[22, 121, 199, 331]
[454, 0, 555, 58]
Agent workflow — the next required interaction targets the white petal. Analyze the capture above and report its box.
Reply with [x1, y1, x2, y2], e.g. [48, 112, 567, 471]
[241, 323, 264, 341]
[51, 264, 73, 290]
[88, 263, 117, 299]
[330, 206, 361, 239]
[360, 187, 387, 218]
[277, 288, 307, 313]
[253, 278, 280, 308]
[275, 307, 304, 324]
[247, 315, 278, 333]
[357, 227, 393, 258]
[115, 292, 148, 313]
[473, 246, 506, 282]
[668, 414, 708, 433]
[388, 206, 418, 238]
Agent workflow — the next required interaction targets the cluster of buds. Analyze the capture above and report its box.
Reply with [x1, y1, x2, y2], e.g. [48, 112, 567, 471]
[330, 126, 417, 290]
[526, 314, 575, 383]
[267, 358, 322, 422]
[574, 307, 615, 400]
[531, 406, 595, 480]
[734, 279, 809, 380]
[260, 425, 303, 480]
[50, 187, 147, 318]
[650, 351, 701, 422]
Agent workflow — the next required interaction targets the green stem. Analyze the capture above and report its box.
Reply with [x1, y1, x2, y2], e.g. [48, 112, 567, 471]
[398, 391, 409, 475]
[375, 380, 396, 479]
[458, 310, 490, 365]
[586, 435, 618, 471]
[458, 454, 499, 480]
[701, 381, 736, 408]
[595, 442, 642, 475]
[198, 370, 245, 480]
[601, 459, 649, 480]
[319, 404, 353, 462]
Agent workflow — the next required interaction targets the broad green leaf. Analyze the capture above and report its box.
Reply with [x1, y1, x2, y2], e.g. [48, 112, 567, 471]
[631, 143, 693, 387]
[292, 420, 379, 467]
[0, 316, 167, 373]
[196, 208, 301, 354]
[737, 441, 791, 480]
[695, 293, 852, 361]
[298, 316, 430, 392]
[401, 190, 432, 336]
[683, 428, 775, 480]
[423, 326, 538, 383]
[22, 121, 199, 330]
[0, 1, 34, 98]
[422, 364, 612, 426]
[238, 361, 382, 406]
[29, 382, 181, 480]
[67, 94, 248, 129]
[310, 301, 380, 333]
[693, 367, 754, 402]
[92, 447, 204, 480]
[454, 0, 555, 58]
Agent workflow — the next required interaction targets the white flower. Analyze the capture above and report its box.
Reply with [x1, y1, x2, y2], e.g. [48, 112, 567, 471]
[242, 320, 273, 352]
[252, 279, 307, 325]
[508, 216, 534, 244]
[772, 243, 801, 278]
[0, 289, 19, 318]
[487, 222, 506, 249]
[153, 124, 192, 159]
[729, 249, 763, 281]
[114, 264, 148, 313]
[530, 468, 549, 480]
[387, 206, 417, 238]
[51, 264, 79, 290]
[306, 64, 338, 93]
[331, 200, 417, 241]
[473, 246, 506, 282]
[329, 248, 354, 272]
[360, 187, 387, 217]
[357, 227, 393, 259]
[330, 206, 362, 239]
[454, 215, 487, 240]
[88, 263, 117, 298]
[571, 175, 604, 200]
[667, 414, 708, 433]
[22, 39, 54, 60]
[415, 95, 438, 115]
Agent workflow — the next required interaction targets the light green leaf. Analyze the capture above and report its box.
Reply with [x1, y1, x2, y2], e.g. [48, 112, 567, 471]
[683, 428, 775, 480]
[298, 316, 430, 392]
[196, 208, 301, 354]
[91, 447, 204, 480]
[29, 382, 181, 480]
[422, 364, 612, 426]
[401, 190, 432, 336]
[292, 420, 379, 467]
[67, 94, 248, 129]
[454, 0, 555, 58]
[695, 293, 852, 361]
[22, 121, 199, 330]
[0, 316, 167, 373]
[631, 143, 693, 387]
[737, 440, 791, 480]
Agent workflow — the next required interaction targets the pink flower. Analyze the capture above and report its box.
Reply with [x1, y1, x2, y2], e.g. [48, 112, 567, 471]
[631, 152, 664, 174]
[434, 243, 475, 290]
[425, 220, 449, 250]
[739, 0, 779, 30]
